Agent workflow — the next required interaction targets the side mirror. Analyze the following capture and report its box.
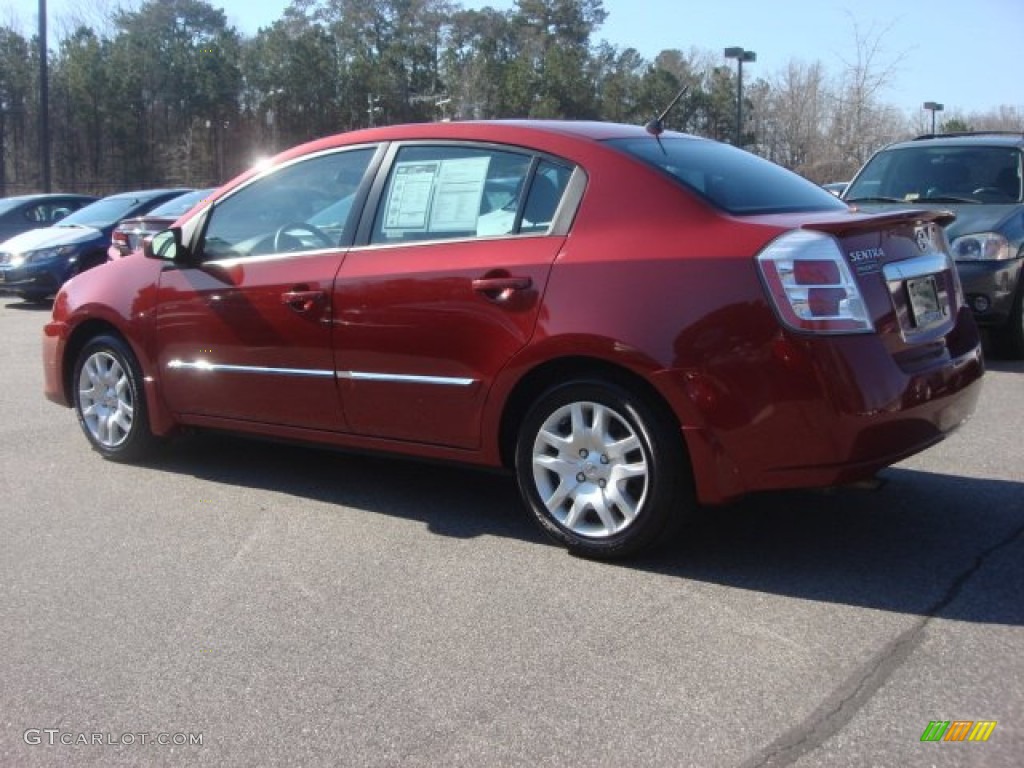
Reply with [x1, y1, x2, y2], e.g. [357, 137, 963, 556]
[144, 228, 190, 262]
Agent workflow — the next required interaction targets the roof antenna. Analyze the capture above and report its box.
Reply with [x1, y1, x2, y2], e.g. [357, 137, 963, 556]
[645, 85, 690, 137]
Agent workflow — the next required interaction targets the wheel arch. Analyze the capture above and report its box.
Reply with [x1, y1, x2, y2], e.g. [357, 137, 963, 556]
[497, 355, 685, 470]
[62, 319, 124, 403]
[61, 318, 177, 437]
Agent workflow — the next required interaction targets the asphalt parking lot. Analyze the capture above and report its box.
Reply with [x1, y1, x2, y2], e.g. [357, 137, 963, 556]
[1, 295, 1021, 767]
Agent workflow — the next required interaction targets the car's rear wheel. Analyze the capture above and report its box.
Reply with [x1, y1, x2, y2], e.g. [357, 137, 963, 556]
[991, 279, 1024, 359]
[73, 335, 157, 461]
[515, 379, 691, 559]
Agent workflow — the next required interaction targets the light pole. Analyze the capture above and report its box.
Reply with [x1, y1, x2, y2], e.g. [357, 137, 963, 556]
[38, 0, 50, 191]
[923, 101, 944, 135]
[724, 46, 756, 146]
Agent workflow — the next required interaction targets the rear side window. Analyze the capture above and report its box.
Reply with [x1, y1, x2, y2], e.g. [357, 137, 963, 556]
[606, 137, 846, 215]
[371, 145, 572, 244]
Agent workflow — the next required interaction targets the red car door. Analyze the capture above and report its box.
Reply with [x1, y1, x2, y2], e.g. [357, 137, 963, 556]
[155, 146, 378, 431]
[333, 145, 574, 449]
[155, 253, 346, 430]
[334, 238, 563, 448]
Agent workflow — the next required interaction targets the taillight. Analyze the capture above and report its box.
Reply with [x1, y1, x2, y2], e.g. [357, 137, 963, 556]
[112, 232, 129, 246]
[757, 230, 873, 334]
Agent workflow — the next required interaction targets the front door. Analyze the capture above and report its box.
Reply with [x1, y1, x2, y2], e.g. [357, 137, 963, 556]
[156, 146, 378, 431]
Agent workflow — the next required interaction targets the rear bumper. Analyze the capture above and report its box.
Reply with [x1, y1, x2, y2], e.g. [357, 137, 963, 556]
[657, 322, 985, 505]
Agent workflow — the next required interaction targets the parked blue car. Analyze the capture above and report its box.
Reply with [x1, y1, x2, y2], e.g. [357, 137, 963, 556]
[0, 188, 190, 302]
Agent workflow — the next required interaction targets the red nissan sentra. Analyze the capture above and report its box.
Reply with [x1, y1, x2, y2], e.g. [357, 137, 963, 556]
[42, 121, 984, 558]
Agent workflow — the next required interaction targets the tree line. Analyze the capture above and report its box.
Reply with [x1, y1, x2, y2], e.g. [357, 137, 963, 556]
[1, 0, 1020, 197]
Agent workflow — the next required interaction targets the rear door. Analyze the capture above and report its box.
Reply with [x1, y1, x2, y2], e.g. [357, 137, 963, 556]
[334, 144, 576, 449]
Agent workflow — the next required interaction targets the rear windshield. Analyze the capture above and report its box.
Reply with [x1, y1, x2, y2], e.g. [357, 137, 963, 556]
[606, 137, 847, 215]
[148, 188, 215, 217]
[845, 145, 1023, 205]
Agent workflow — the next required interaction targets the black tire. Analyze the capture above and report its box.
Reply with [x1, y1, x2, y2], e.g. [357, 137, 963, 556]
[990, 280, 1024, 359]
[515, 379, 692, 559]
[72, 334, 158, 461]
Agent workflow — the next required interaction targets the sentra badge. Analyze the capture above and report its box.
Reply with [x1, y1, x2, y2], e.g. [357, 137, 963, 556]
[848, 246, 884, 275]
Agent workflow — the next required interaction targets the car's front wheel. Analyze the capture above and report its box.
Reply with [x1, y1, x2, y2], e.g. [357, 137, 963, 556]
[72, 334, 157, 461]
[515, 379, 692, 558]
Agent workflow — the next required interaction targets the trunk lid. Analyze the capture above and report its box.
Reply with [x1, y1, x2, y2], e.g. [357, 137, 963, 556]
[753, 208, 968, 363]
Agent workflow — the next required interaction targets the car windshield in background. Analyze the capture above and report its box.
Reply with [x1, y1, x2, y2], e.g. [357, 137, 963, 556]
[59, 197, 142, 228]
[846, 146, 1023, 204]
[606, 137, 848, 215]
[147, 189, 214, 218]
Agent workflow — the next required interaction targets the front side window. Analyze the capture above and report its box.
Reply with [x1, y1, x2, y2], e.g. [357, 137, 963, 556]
[371, 145, 571, 244]
[201, 147, 375, 260]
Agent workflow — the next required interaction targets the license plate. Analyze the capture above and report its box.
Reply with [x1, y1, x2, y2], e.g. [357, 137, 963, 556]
[907, 276, 942, 327]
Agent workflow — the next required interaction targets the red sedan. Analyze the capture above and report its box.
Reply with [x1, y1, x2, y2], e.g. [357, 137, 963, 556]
[42, 121, 984, 558]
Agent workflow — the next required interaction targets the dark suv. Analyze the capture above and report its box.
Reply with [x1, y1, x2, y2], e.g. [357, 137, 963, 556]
[844, 133, 1024, 357]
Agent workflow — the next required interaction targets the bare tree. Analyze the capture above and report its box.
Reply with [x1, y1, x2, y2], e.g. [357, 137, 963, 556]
[763, 59, 831, 175]
[828, 16, 909, 175]
[969, 105, 1024, 132]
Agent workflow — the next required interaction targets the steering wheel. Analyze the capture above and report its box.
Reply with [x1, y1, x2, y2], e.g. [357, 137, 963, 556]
[972, 187, 1006, 197]
[273, 222, 334, 252]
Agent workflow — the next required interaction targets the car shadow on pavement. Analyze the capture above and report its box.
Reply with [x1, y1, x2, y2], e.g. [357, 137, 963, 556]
[2, 297, 53, 311]
[145, 432, 1023, 627]
[147, 432, 546, 545]
[639, 467, 1024, 627]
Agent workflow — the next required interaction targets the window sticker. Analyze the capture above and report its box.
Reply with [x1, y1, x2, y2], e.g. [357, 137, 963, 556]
[384, 161, 439, 231]
[382, 155, 491, 236]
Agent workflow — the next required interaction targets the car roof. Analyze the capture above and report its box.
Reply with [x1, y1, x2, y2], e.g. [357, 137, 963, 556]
[1, 193, 96, 203]
[238, 120, 701, 193]
[345, 120, 673, 142]
[101, 188, 192, 202]
[886, 133, 1024, 150]
[275, 120, 699, 163]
